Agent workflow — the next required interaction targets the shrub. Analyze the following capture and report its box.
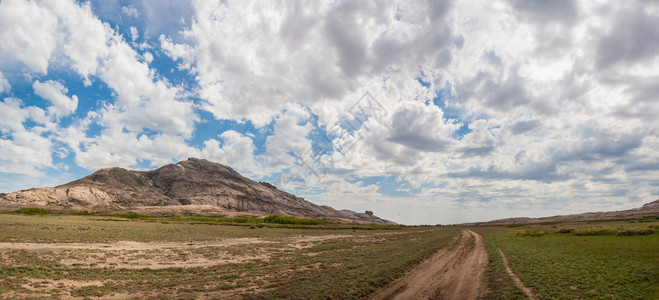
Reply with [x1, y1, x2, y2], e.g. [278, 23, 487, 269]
[70, 210, 94, 216]
[115, 212, 148, 219]
[557, 228, 574, 233]
[263, 215, 329, 225]
[616, 227, 655, 236]
[516, 229, 547, 237]
[574, 226, 619, 236]
[13, 208, 51, 215]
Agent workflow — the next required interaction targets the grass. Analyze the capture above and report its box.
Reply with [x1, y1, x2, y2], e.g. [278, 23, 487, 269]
[477, 228, 527, 299]
[6, 208, 334, 227]
[0, 213, 460, 299]
[0, 214, 400, 243]
[475, 219, 659, 299]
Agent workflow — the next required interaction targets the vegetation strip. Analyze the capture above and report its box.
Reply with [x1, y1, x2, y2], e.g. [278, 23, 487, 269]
[492, 240, 536, 300]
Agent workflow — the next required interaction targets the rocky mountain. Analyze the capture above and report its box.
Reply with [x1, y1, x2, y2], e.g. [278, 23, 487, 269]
[0, 158, 395, 225]
[466, 199, 659, 226]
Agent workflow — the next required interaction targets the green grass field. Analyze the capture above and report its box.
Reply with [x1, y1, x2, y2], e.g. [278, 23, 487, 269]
[2, 211, 657, 299]
[475, 219, 659, 299]
[0, 213, 460, 299]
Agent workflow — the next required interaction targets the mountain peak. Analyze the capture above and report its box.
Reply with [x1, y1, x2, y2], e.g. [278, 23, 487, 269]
[0, 159, 395, 225]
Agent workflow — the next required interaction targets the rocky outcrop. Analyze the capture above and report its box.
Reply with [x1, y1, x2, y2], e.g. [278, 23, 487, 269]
[0, 158, 395, 225]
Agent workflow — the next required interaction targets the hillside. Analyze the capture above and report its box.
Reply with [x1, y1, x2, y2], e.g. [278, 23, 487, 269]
[0, 158, 394, 225]
[466, 199, 659, 225]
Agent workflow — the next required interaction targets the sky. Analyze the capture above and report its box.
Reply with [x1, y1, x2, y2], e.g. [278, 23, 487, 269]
[0, 0, 658, 225]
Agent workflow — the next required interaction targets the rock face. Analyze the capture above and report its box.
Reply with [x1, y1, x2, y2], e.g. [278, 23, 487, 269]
[0, 158, 394, 225]
[465, 199, 659, 226]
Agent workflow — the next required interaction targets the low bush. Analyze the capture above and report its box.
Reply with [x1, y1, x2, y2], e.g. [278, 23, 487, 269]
[13, 208, 51, 215]
[574, 226, 619, 236]
[115, 212, 149, 219]
[615, 227, 655, 236]
[516, 229, 547, 237]
[573, 226, 655, 236]
[70, 210, 94, 216]
[168, 216, 263, 223]
[263, 215, 329, 225]
[557, 228, 574, 233]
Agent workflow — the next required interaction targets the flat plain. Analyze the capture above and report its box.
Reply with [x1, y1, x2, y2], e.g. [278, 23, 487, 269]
[1, 212, 658, 299]
[0, 213, 459, 299]
[474, 219, 659, 299]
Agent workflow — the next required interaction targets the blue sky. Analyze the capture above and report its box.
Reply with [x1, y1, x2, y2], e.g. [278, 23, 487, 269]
[1, 0, 658, 224]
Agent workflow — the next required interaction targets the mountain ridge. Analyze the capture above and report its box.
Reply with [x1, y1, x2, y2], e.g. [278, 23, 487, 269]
[462, 199, 659, 226]
[0, 158, 395, 225]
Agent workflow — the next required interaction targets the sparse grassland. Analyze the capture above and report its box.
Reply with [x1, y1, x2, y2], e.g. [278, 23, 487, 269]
[0, 213, 459, 299]
[475, 219, 659, 299]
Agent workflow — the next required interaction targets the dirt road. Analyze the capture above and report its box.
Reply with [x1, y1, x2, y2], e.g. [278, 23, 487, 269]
[368, 230, 488, 300]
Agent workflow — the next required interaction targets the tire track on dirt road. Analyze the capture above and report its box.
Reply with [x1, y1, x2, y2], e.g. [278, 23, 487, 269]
[367, 229, 488, 300]
[492, 241, 537, 300]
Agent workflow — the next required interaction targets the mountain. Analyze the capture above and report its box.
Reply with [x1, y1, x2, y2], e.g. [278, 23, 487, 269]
[0, 158, 395, 225]
[465, 199, 659, 225]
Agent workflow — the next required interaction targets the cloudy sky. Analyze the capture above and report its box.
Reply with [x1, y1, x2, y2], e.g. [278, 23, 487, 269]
[1, 0, 658, 224]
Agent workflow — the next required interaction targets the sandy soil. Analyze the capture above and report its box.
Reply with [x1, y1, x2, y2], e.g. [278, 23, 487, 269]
[368, 230, 488, 300]
[0, 234, 381, 270]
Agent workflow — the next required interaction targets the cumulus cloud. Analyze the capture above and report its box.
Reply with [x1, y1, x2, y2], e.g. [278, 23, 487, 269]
[387, 102, 458, 152]
[0, 71, 10, 93]
[201, 130, 261, 176]
[33, 80, 78, 117]
[0, 98, 53, 176]
[260, 102, 313, 171]
[162, 0, 458, 126]
[0, 0, 197, 173]
[1, 0, 658, 223]
[0, 0, 58, 73]
[121, 6, 139, 18]
[595, 6, 659, 70]
[129, 26, 139, 42]
[72, 125, 197, 171]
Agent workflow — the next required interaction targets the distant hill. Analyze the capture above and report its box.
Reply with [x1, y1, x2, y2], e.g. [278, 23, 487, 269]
[0, 158, 394, 225]
[464, 199, 659, 226]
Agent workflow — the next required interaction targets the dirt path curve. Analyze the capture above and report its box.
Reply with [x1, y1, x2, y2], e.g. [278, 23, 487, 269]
[367, 229, 488, 300]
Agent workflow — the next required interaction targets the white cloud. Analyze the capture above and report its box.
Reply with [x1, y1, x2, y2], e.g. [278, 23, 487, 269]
[0, 98, 53, 176]
[33, 80, 78, 117]
[142, 52, 153, 64]
[73, 127, 196, 171]
[0, 0, 58, 73]
[260, 102, 313, 171]
[200, 130, 262, 176]
[0, 98, 30, 133]
[0, 71, 10, 93]
[1, 0, 658, 223]
[121, 6, 139, 18]
[387, 101, 459, 153]
[45, 0, 112, 82]
[0, 0, 198, 173]
[162, 0, 458, 127]
[130, 26, 139, 42]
